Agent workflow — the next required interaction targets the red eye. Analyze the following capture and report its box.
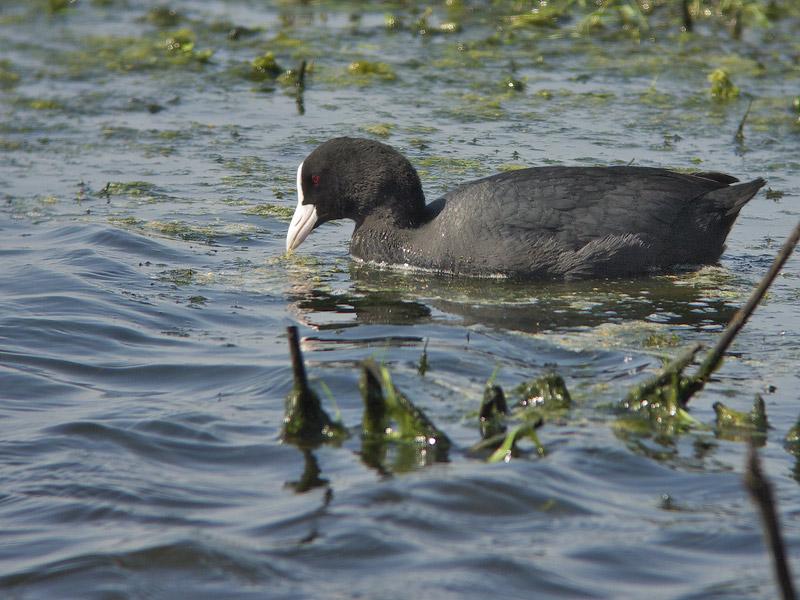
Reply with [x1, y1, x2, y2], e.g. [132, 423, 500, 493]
[311, 175, 320, 186]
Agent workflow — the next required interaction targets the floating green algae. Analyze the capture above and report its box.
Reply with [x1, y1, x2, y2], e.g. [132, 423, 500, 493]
[99, 181, 160, 199]
[506, 7, 563, 29]
[708, 68, 740, 101]
[224, 155, 270, 174]
[108, 215, 140, 227]
[63, 28, 213, 75]
[162, 28, 213, 62]
[158, 268, 197, 286]
[362, 123, 394, 138]
[16, 97, 63, 111]
[266, 31, 306, 51]
[146, 220, 215, 242]
[0, 138, 24, 151]
[445, 92, 506, 121]
[404, 8, 462, 36]
[0, 60, 20, 88]
[243, 204, 294, 220]
[220, 156, 273, 186]
[249, 51, 283, 80]
[384, 13, 403, 31]
[502, 76, 525, 92]
[417, 155, 485, 176]
[347, 60, 396, 82]
[498, 163, 528, 172]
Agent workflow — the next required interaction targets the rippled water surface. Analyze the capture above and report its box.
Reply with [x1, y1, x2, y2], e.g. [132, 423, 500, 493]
[2, 1, 799, 598]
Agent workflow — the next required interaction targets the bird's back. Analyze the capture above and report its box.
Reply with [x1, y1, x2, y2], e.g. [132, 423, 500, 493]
[410, 166, 763, 278]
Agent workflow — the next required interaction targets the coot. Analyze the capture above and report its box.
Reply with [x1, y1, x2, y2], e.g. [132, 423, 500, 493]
[286, 137, 764, 279]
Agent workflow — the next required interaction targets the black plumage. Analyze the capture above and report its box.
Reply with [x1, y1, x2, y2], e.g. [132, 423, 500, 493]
[287, 137, 765, 280]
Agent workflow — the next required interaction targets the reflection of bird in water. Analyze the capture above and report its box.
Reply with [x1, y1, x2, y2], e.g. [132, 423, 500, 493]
[287, 262, 739, 335]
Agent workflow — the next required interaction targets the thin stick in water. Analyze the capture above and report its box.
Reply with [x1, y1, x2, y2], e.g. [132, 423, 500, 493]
[287, 325, 308, 392]
[744, 442, 797, 600]
[685, 220, 800, 401]
[735, 99, 753, 144]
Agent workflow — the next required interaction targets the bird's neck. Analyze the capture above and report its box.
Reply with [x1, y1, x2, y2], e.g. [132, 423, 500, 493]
[350, 208, 417, 264]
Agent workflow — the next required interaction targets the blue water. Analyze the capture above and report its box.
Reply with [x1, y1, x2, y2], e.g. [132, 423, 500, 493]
[1, 2, 799, 598]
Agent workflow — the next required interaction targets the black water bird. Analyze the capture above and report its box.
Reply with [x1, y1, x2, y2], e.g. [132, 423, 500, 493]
[286, 137, 765, 279]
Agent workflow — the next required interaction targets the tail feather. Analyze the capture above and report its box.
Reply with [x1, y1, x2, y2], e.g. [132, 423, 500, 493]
[705, 177, 766, 217]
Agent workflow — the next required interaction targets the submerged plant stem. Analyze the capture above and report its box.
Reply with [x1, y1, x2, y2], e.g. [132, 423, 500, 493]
[621, 343, 701, 408]
[288, 325, 309, 394]
[735, 99, 753, 144]
[744, 443, 797, 600]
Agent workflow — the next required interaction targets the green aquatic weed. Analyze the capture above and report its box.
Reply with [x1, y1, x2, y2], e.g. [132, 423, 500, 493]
[251, 51, 283, 79]
[100, 181, 157, 197]
[708, 68, 740, 101]
[243, 204, 294, 220]
[416, 155, 484, 175]
[618, 344, 705, 435]
[359, 360, 450, 450]
[503, 76, 525, 92]
[362, 123, 394, 138]
[384, 14, 403, 31]
[506, 7, 562, 29]
[347, 60, 396, 81]
[786, 415, 800, 451]
[0, 60, 20, 88]
[513, 373, 572, 413]
[643, 332, 681, 349]
[714, 395, 768, 441]
[487, 423, 545, 463]
[108, 216, 140, 227]
[146, 220, 215, 241]
[159, 268, 196, 286]
[163, 28, 194, 53]
[283, 327, 347, 447]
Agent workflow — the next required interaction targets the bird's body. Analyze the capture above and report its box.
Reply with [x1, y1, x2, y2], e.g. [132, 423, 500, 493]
[286, 138, 764, 280]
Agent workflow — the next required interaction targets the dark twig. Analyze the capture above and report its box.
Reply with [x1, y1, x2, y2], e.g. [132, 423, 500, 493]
[731, 7, 743, 40]
[684, 220, 800, 402]
[744, 442, 797, 600]
[287, 325, 308, 393]
[295, 60, 307, 116]
[735, 98, 753, 144]
[296, 59, 307, 90]
[681, 0, 693, 32]
[621, 343, 702, 408]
